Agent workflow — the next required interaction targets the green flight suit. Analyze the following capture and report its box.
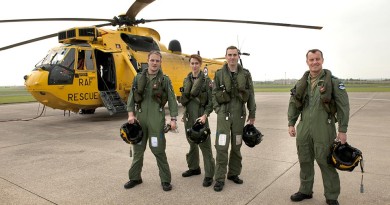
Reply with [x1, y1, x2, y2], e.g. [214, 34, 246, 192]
[212, 64, 256, 182]
[288, 69, 350, 200]
[181, 71, 215, 178]
[126, 69, 178, 184]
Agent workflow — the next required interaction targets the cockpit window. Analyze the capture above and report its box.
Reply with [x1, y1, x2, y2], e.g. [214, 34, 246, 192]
[36, 47, 70, 69]
[53, 48, 68, 65]
[47, 48, 75, 85]
[61, 49, 75, 69]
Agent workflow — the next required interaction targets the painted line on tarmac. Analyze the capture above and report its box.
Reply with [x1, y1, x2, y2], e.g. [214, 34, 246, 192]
[351, 97, 390, 101]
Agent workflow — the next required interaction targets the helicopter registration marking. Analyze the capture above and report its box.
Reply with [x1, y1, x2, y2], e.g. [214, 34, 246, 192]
[68, 92, 99, 101]
[78, 78, 93, 86]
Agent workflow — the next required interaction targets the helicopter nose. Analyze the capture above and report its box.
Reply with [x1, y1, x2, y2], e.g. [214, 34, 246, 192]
[23, 75, 28, 81]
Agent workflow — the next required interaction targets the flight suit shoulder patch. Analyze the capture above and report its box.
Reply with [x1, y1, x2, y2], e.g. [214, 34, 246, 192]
[338, 82, 346, 90]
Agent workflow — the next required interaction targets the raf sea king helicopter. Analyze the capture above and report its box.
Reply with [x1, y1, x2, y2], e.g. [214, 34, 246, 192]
[0, 0, 322, 115]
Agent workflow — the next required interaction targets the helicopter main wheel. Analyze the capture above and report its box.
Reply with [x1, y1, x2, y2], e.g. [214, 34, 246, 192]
[79, 109, 96, 114]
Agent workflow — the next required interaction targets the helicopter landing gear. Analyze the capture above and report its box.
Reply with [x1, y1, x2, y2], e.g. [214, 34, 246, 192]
[79, 109, 96, 114]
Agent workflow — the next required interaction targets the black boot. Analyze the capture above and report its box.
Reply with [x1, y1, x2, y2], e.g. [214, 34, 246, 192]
[124, 179, 143, 189]
[290, 192, 313, 202]
[227, 175, 243, 184]
[161, 182, 172, 191]
[213, 181, 224, 192]
[202, 177, 213, 187]
[182, 167, 201, 177]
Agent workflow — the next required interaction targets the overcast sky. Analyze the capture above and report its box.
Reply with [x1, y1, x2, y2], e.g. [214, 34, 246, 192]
[0, 0, 389, 86]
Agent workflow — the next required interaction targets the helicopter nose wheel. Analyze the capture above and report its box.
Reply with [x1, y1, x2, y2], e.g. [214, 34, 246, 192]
[79, 109, 96, 114]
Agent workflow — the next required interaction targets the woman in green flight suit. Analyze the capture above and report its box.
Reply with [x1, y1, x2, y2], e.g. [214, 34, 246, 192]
[180, 54, 215, 187]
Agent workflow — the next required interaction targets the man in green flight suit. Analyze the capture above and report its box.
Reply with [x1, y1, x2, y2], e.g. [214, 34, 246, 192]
[288, 49, 350, 205]
[212, 46, 256, 192]
[180, 54, 215, 187]
[125, 50, 178, 191]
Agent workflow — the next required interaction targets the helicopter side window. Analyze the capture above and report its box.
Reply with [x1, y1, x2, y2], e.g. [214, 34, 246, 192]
[77, 50, 85, 70]
[85, 50, 94, 71]
[76, 49, 94, 71]
[121, 34, 159, 52]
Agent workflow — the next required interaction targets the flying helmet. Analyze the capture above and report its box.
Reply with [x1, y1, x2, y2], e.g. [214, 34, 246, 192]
[186, 120, 210, 144]
[120, 121, 143, 144]
[242, 124, 263, 148]
[328, 141, 363, 172]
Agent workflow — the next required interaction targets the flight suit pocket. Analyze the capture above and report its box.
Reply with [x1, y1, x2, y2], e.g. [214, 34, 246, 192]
[297, 144, 311, 163]
[180, 93, 190, 106]
[133, 91, 143, 104]
[149, 134, 166, 154]
[314, 143, 330, 165]
[215, 90, 230, 104]
[214, 105, 223, 114]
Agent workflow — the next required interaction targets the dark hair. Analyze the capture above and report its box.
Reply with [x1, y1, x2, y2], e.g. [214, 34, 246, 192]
[306, 49, 323, 59]
[226, 45, 239, 55]
[189, 54, 202, 64]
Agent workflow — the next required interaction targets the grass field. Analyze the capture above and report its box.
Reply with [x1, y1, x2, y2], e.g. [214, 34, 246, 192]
[254, 82, 390, 92]
[0, 86, 36, 104]
[1, 83, 390, 104]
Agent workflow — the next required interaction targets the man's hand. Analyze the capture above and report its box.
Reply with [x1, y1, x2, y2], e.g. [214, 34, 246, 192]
[337, 132, 347, 144]
[288, 126, 296, 137]
[198, 114, 207, 124]
[247, 118, 255, 125]
[170, 120, 177, 130]
[128, 112, 136, 124]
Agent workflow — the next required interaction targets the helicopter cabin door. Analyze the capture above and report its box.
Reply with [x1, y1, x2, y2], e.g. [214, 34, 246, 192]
[95, 50, 117, 91]
[94, 49, 127, 115]
[67, 48, 102, 110]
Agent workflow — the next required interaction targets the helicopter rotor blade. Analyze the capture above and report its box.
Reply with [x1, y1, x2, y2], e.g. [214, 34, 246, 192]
[126, 0, 155, 20]
[143, 18, 322, 30]
[0, 18, 113, 24]
[0, 33, 57, 51]
[0, 23, 112, 51]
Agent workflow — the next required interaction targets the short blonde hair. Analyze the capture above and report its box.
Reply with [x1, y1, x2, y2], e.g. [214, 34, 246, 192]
[148, 50, 162, 60]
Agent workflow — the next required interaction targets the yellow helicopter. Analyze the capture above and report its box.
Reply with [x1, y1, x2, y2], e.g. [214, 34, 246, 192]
[0, 0, 322, 115]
